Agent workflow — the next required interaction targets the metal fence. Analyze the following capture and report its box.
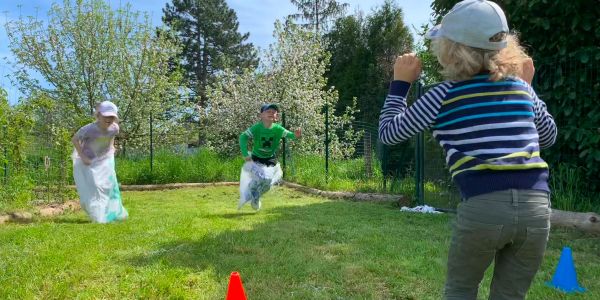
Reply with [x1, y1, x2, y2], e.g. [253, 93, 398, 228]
[276, 81, 462, 209]
[2, 51, 597, 209]
[1, 127, 73, 203]
[283, 50, 599, 211]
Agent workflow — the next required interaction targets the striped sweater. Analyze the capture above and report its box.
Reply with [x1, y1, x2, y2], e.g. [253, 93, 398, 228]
[378, 75, 557, 199]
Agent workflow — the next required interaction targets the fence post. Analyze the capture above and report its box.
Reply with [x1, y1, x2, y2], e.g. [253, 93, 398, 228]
[325, 103, 330, 183]
[282, 112, 286, 178]
[2, 125, 7, 184]
[150, 114, 154, 172]
[415, 82, 425, 205]
[364, 129, 372, 177]
[382, 144, 388, 191]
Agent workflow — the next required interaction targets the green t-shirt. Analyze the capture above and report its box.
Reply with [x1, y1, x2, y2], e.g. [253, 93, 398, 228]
[239, 122, 296, 158]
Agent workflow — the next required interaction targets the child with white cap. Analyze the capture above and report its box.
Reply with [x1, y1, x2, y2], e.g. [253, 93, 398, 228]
[378, 0, 557, 299]
[72, 101, 128, 223]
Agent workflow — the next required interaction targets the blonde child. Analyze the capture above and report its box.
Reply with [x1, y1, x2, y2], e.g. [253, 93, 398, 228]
[238, 103, 301, 210]
[378, 0, 557, 298]
[72, 101, 128, 223]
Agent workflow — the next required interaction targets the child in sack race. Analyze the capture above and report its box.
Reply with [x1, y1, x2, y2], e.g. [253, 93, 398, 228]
[72, 101, 128, 223]
[238, 103, 301, 210]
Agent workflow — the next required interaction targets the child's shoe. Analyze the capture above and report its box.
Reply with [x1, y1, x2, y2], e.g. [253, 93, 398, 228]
[251, 197, 261, 211]
[250, 186, 261, 210]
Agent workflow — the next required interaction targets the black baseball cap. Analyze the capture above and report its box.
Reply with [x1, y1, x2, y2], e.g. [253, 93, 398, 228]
[260, 103, 279, 113]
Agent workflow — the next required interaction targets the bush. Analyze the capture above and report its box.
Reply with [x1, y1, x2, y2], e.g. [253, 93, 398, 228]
[0, 175, 34, 211]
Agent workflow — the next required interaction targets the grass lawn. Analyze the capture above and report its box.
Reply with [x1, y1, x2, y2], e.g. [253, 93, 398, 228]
[0, 186, 598, 299]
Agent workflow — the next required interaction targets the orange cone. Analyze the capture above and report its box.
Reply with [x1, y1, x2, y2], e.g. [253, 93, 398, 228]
[225, 272, 247, 300]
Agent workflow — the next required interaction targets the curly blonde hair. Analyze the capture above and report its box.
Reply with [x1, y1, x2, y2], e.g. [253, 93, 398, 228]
[431, 33, 530, 81]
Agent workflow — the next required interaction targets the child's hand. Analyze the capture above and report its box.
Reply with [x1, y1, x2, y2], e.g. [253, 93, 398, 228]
[81, 156, 92, 165]
[393, 53, 422, 82]
[294, 128, 302, 139]
[244, 156, 252, 162]
[520, 58, 535, 85]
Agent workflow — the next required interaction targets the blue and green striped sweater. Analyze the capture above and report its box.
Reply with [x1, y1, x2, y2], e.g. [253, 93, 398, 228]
[378, 75, 557, 199]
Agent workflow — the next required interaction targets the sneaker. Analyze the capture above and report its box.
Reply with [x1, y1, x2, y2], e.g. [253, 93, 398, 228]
[251, 198, 261, 211]
[250, 187, 261, 210]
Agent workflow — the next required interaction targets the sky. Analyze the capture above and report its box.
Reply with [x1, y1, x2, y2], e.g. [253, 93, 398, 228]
[0, 0, 434, 104]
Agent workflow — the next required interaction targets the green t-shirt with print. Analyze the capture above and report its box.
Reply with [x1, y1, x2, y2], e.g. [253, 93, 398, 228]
[239, 122, 296, 158]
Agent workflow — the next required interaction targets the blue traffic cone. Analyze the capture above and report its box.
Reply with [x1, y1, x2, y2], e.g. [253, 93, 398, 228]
[546, 247, 586, 293]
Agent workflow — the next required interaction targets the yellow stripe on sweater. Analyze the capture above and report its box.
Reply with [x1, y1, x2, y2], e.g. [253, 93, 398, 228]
[449, 151, 541, 173]
[443, 90, 530, 106]
[452, 161, 548, 178]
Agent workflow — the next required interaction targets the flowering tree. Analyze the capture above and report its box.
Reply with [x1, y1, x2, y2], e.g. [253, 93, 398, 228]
[5, 0, 189, 151]
[205, 20, 358, 158]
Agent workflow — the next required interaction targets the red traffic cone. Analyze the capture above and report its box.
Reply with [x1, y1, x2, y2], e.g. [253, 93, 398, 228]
[225, 272, 247, 300]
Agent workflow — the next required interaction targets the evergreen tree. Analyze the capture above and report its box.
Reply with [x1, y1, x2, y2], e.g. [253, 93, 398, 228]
[290, 0, 349, 33]
[326, 0, 413, 124]
[162, 0, 258, 108]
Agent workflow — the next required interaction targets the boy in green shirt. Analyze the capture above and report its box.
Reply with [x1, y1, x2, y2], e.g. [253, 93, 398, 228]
[238, 103, 301, 210]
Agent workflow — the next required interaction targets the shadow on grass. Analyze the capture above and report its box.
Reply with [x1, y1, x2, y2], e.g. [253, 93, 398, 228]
[128, 199, 451, 299]
[41, 218, 91, 224]
[216, 212, 258, 219]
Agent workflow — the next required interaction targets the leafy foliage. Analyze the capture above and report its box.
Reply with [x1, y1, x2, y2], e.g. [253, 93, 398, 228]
[0, 89, 35, 208]
[5, 0, 187, 151]
[325, 0, 413, 124]
[431, 0, 600, 192]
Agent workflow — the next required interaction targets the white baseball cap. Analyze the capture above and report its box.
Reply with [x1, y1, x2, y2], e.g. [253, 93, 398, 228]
[426, 0, 509, 50]
[97, 101, 118, 118]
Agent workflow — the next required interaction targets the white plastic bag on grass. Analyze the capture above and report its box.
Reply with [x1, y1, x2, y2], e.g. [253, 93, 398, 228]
[400, 205, 442, 214]
[238, 161, 282, 210]
[73, 153, 128, 223]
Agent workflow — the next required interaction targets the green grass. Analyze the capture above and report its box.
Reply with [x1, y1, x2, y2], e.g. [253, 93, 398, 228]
[549, 164, 597, 212]
[116, 149, 241, 185]
[3, 149, 598, 213]
[286, 154, 414, 195]
[1, 186, 598, 299]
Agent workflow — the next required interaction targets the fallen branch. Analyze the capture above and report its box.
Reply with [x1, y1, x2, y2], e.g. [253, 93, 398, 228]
[119, 182, 238, 191]
[281, 181, 409, 205]
[551, 209, 600, 234]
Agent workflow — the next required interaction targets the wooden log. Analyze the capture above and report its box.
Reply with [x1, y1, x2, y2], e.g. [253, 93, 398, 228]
[119, 182, 239, 191]
[281, 181, 409, 205]
[551, 209, 600, 234]
[51, 182, 240, 192]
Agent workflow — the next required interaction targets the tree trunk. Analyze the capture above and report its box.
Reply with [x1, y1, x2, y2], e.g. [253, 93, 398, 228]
[551, 209, 600, 234]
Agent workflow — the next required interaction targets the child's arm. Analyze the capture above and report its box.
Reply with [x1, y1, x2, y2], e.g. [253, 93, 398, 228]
[111, 123, 119, 152]
[520, 59, 557, 149]
[520, 58, 535, 85]
[529, 86, 557, 149]
[72, 134, 92, 165]
[239, 128, 252, 161]
[378, 53, 451, 145]
[282, 127, 301, 140]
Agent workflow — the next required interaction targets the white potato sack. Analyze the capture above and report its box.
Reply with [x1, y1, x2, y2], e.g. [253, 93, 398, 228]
[238, 161, 283, 210]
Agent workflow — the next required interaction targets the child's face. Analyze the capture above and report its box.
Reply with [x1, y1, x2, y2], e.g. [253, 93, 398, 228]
[260, 109, 278, 123]
[97, 115, 117, 130]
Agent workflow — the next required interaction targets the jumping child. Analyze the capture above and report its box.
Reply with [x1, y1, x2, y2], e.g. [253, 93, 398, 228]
[238, 103, 301, 210]
[72, 101, 128, 223]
